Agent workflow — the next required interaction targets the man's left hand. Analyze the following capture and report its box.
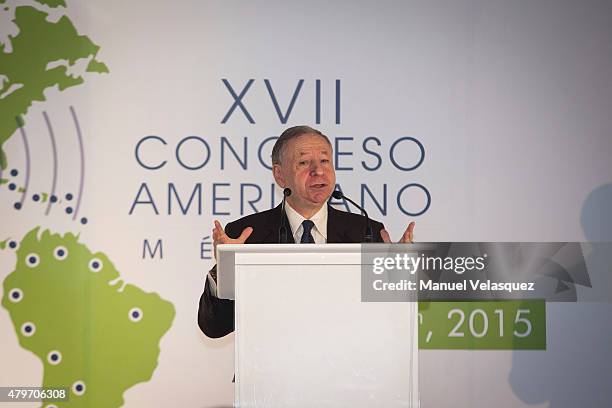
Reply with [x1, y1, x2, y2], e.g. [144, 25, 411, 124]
[380, 221, 415, 243]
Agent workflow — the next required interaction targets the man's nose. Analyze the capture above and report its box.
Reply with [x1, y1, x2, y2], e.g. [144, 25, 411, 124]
[310, 162, 324, 175]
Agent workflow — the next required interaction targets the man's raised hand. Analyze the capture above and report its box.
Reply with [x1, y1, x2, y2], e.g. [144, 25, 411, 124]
[212, 220, 253, 260]
[380, 221, 415, 243]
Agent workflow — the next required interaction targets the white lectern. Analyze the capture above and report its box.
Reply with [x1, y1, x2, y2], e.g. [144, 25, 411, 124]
[217, 244, 419, 408]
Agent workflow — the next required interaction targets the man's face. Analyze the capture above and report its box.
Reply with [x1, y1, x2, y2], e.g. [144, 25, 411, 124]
[273, 133, 336, 215]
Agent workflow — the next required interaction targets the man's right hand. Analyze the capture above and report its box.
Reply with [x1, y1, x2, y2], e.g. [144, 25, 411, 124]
[212, 220, 253, 260]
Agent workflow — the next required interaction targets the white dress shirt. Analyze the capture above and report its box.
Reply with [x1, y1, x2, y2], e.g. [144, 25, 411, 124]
[207, 203, 329, 297]
[285, 202, 327, 244]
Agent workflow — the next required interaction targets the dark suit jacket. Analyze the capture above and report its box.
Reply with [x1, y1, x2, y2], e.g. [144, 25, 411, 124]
[197, 204, 385, 338]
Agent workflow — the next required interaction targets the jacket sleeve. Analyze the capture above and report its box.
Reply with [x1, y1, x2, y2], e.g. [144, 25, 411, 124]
[198, 264, 235, 338]
[371, 220, 386, 243]
[197, 220, 243, 338]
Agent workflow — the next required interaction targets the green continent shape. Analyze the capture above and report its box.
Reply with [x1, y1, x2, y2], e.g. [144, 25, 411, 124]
[0, 6, 108, 169]
[1, 228, 175, 407]
[86, 58, 109, 74]
[35, 0, 67, 7]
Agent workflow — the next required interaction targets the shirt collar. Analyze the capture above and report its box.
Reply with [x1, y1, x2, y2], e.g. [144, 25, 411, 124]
[285, 202, 328, 240]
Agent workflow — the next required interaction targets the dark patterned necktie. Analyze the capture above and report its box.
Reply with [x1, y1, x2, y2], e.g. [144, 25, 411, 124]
[300, 220, 315, 243]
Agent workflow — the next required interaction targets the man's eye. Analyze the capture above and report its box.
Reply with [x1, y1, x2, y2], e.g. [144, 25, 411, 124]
[321, 159, 330, 164]
[299, 161, 308, 166]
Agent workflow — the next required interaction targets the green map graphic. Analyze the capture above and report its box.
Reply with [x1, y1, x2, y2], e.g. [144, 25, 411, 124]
[1, 228, 175, 407]
[0, 2, 108, 169]
[34, 0, 67, 7]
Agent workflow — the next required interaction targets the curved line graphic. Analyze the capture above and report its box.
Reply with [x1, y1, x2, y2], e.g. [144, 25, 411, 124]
[17, 117, 31, 208]
[43, 111, 58, 215]
[70, 106, 85, 221]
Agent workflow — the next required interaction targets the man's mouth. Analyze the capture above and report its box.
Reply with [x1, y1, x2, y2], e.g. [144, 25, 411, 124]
[310, 183, 327, 189]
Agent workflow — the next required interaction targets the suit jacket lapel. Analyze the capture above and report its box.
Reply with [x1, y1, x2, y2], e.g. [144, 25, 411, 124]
[258, 204, 295, 244]
[326, 205, 346, 243]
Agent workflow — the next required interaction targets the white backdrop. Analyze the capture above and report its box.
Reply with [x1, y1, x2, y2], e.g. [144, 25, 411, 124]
[1, 0, 611, 407]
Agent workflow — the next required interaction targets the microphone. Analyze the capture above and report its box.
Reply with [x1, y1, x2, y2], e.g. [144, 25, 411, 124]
[331, 190, 373, 243]
[279, 188, 292, 243]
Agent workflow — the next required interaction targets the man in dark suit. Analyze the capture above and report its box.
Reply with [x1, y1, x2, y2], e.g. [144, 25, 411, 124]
[198, 125, 415, 338]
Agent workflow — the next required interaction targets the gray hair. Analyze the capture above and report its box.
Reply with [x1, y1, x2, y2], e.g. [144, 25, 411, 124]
[271, 125, 332, 165]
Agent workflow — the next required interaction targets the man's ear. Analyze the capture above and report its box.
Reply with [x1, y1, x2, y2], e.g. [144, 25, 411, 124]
[272, 164, 285, 187]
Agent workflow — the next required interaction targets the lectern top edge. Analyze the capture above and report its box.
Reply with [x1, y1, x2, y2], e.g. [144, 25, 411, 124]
[217, 243, 436, 254]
